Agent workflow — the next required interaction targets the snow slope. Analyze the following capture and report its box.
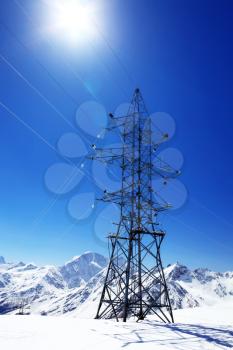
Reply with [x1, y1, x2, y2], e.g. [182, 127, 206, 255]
[0, 305, 232, 350]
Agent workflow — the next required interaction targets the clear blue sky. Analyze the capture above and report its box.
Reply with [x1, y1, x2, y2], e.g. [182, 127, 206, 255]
[0, 0, 232, 271]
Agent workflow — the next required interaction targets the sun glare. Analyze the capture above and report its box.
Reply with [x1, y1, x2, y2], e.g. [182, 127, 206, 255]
[46, 0, 98, 45]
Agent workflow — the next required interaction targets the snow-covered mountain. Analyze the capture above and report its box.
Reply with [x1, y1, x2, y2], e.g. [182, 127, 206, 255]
[165, 263, 233, 309]
[0, 252, 108, 314]
[0, 253, 232, 316]
[60, 252, 108, 288]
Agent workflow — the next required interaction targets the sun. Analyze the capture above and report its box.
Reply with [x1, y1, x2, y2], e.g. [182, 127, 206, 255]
[46, 0, 97, 45]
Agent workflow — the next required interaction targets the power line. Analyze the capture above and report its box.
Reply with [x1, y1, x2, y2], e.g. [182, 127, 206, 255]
[1, 97, 120, 236]
[92, 17, 136, 87]
[13, 0, 100, 101]
[0, 53, 76, 131]
[15, 0, 135, 101]
[1, 1, 143, 237]
[0, 21, 79, 107]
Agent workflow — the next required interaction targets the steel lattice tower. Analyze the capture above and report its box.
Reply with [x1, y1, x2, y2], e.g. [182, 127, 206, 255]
[92, 89, 179, 322]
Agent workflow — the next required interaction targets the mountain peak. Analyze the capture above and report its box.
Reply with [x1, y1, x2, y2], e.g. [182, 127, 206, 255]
[0, 256, 5, 264]
[165, 262, 187, 272]
[65, 252, 107, 265]
[60, 252, 108, 288]
[165, 262, 192, 282]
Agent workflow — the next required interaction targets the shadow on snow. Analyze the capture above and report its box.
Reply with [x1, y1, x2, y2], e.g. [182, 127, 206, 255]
[97, 321, 233, 349]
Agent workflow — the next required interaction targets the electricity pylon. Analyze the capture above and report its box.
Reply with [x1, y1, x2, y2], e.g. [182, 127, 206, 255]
[92, 89, 179, 322]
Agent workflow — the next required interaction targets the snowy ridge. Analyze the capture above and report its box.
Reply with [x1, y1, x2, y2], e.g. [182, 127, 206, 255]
[165, 262, 233, 309]
[0, 253, 233, 316]
[0, 256, 5, 264]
